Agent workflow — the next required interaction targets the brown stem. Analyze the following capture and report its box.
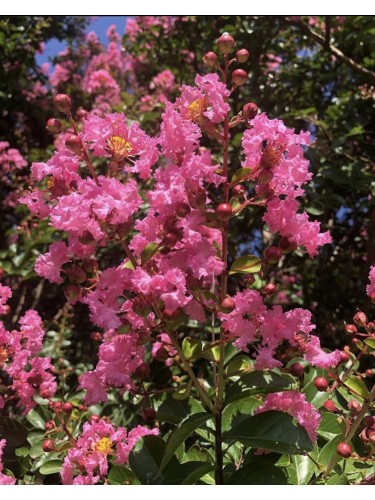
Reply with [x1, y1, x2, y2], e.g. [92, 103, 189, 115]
[286, 17, 375, 86]
[122, 241, 138, 268]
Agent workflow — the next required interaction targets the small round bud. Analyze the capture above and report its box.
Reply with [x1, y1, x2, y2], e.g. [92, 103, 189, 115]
[175, 203, 191, 218]
[232, 69, 248, 87]
[65, 134, 82, 155]
[54, 93, 71, 113]
[45, 420, 56, 431]
[62, 402, 74, 413]
[278, 236, 297, 254]
[220, 296, 236, 313]
[264, 283, 276, 295]
[244, 274, 255, 286]
[90, 414, 100, 423]
[39, 389, 51, 399]
[42, 439, 54, 452]
[76, 109, 89, 121]
[232, 184, 246, 196]
[367, 321, 375, 332]
[243, 102, 258, 120]
[53, 401, 63, 412]
[345, 324, 357, 335]
[162, 232, 179, 249]
[363, 415, 375, 428]
[78, 404, 87, 412]
[264, 246, 282, 264]
[236, 48, 249, 63]
[289, 362, 304, 378]
[155, 347, 169, 362]
[323, 400, 338, 412]
[348, 400, 362, 414]
[337, 442, 352, 459]
[203, 51, 218, 67]
[217, 33, 235, 55]
[314, 377, 329, 392]
[339, 351, 350, 364]
[164, 308, 180, 321]
[90, 331, 102, 342]
[46, 118, 62, 134]
[216, 203, 233, 221]
[143, 407, 156, 422]
[353, 311, 367, 327]
[365, 369, 374, 377]
[135, 363, 151, 379]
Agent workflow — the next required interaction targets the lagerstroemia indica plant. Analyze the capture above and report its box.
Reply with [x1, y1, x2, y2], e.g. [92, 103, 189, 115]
[1, 32, 374, 486]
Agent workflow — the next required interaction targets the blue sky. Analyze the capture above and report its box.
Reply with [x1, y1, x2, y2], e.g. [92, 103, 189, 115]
[37, 16, 129, 65]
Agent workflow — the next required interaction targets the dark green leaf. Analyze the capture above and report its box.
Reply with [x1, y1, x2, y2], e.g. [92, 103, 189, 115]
[157, 395, 204, 424]
[108, 465, 137, 485]
[0, 416, 28, 449]
[317, 413, 346, 441]
[162, 461, 214, 485]
[227, 462, 287, 485]
[160, 412, 213, 470]
[223, 410, 314, 455]
[222, 397, 261, 433]
[318, 435, 343, 468]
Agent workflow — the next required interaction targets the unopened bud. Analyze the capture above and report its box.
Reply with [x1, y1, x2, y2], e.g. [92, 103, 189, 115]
[264, 283, 276, 295]
[348, 400, 362, 413]
[339, 351, 350, 364]
[143, 407, 156, 421]
[42, 439, 54, 452]
[278, 236, 297, 254]
[217, 33, 235, 55]
[337, 442, 352, 459]
[155, 347, 169, 362]
[236, 48, 249, 63]
[345, 324, 357, 335]
[216, 203, 233, 221]
[314, 377, 329, 392]
[243, 102, 258, 120]
[232, 69, 248, 86]
[135, 363, 151, 379]
[232, 184, 246, 197]
[54, 93, 71, 113]
[65, 134, 82, 155]
[76, 109, 89, 121]
[264, 246, 282, 264]
[62, 402, 74, 413]
[289, 362, 304, 378]
[46, 118, 62, 134]
[203, 51, 218, 67]
[353, 311, 367, 327]
[220, 296, 236, 313]
[323, 400, 338, 412]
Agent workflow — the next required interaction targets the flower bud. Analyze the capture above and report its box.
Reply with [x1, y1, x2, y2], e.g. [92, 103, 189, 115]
[236, 48, 249, 63]
[90, 414, 100, 423]
[345, 324, 357, 335]
[155, 347, 169, 362]
[337, 442, 352, 459]
[53, 401, 63, 412]
[264, 246, 282, 264]
[143, 407, 156, 421]
[289, 362, 304, 378]
[220, 296, 236, 313]
[339, 351, 350, 364]
[76, 109, 89, 121]
[353, 311, 367, 327]
[323, 400, 338, 412]
[45, 420, 56, 431]
[363, 415, 375, 428]
[46, 118, 62, 134]
[232, 69, 248, 86]
[278, 236, 297, 254]
[244, 274, 255, 286]
[367, 321, 375, 332]
[65, 134, 82, 155]
[54, 93, 71, 113]
[264, 283, 276, 295]
[365, 369, 374, 377]
[42, 439, 55, 453]
[348, 400, 362, 414]
[243, 102, 258, 120]
[232, 184, 246, 197]
[63, 402, 74, 413]
[135, 363, 151, 379]
[163, 308, 180, 321]
[64, 284, 81, 304]
[90, 332, 102, 342]
[314, 377, 329, 392]
[203, 51, 218, 67]
[217, 33, 235, 55]
[216, 203, 233, 221]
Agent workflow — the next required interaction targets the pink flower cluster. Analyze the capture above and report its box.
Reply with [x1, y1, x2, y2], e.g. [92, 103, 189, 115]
[257, 390, 321, 443]
[242, 113, 331, 256]
[0, 141, 27, 185]
[0, 284, 12, 315]
[61, 418, 159, 484]
[0, 440, 16, 485]
[0, 293, 56, 414]
[366, 265, 375, 299]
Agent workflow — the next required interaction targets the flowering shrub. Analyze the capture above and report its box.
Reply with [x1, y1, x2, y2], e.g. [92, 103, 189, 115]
[0, 27, 374, 486]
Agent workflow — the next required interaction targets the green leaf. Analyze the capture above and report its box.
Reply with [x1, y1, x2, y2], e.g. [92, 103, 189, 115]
[318, 435, 343, 468]
[231, 167, 252, 184]
[26, 409, 46, 430]
[326, 473, 350, 485]
[162, 461, 215, 485]
[108, 465, 137, 485]
[141, 242, 160, 265]
[0, 416, 28, 449]
[287, 451, 319, 484]
[229, 255, 262, 275]
[221, 397, 262, 433]
[39, 460, 62, 475]
[344, 376, 369, 399]
[364, 338, 375, 349]
[227, 462, 287, 485]
[223, 410, 314, 455]
[182, 337, 203, 359]
[160, 412, 213, 471]
[129, 435, 176, 485]
[317, 413, 346, 441]
[172, 380, 192, 400]
[157, 395, 204, 425]
[226, 355, 252, 376]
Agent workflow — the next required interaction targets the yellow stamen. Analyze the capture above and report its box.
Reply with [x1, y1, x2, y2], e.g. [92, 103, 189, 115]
[106, 135, 133, 162]
[0, 346, 8, 366]
[187, 97, 206, 121]
[94, 437, 113, 455]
